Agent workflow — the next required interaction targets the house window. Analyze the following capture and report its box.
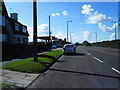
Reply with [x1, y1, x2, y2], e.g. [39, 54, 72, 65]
[22, 26, 27, 33]
[0, 15, 6, 26]
[2, 34, 7, 42]
[15, 23, 19, 31]
[0, 2, 2, 11]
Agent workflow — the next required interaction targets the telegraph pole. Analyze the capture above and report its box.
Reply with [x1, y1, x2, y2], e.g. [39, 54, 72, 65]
[49, 15, 51, 42]
[111, 21, 117, 40]
[89, 32, 91, 43]
[95, 32, 97, 43]
[67, 21, 72, 42]
[33, 0, 38, 62]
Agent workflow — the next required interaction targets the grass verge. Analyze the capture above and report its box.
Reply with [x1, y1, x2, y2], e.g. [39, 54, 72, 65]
[0, 83, 13, 89]
[2, 50, 63, 74]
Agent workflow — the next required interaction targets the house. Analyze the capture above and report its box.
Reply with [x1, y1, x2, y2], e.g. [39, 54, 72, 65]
[0, 1, 29, 45]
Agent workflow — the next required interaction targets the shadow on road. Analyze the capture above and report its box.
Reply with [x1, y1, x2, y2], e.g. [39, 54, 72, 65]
[49, 68, 120, 79]
[64, 53, 85, 56]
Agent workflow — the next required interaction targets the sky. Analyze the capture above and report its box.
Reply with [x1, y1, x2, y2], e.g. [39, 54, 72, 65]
[4, 1, 119, 43]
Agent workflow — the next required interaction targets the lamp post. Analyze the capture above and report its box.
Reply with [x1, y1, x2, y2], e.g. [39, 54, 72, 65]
[67, 21, 72, 42]
[111, 21, 117, 40]
[70, 32, 73, 43]
[95, 32, 97, 43]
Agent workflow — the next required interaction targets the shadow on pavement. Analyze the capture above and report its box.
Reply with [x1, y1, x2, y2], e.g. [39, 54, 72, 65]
[49, 68, 120, 79]
[64, 53, 85, 56]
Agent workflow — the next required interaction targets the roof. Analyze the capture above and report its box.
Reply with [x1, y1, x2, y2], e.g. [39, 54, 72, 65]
[8, 17, 29, 36]
[37, 36, 58, 40]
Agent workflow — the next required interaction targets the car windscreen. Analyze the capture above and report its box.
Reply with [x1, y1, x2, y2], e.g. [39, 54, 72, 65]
[65, 45, 74, 48]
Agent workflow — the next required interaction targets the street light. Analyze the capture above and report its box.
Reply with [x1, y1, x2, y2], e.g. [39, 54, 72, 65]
[111, 21, 117, 40]
[70, 32, 73, 43]
[95, 32, 97, 43]
[67, 21, 72, 42]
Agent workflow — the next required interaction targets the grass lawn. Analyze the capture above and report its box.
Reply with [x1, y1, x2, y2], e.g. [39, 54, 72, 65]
[2, 50, 63, 74]
[42, 50, 63, 59]
[0, 83, 13, 89]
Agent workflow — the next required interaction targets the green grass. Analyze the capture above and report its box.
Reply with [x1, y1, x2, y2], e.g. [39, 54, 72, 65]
[2, 50, 63, 74]
[0, 83, 13, 89]
[42, 50, 63, 59]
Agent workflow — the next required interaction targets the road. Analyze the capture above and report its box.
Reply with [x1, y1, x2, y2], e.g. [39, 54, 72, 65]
[27, 46, 120, 88]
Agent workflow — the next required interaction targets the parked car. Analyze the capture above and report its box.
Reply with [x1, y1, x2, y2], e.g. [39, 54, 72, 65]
[56, 44, 63, 48]
[52, 45, 57, 49]
[63, 44, 76, 54]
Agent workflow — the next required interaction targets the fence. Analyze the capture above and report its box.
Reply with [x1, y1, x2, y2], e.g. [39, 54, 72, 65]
[2, 42, 52, 61]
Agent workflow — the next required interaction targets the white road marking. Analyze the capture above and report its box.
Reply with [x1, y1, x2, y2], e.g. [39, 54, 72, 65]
[111, 67, 120, 74]
[86, 52, 91, 56]
[58, 55, 63, 60]
[93, 57, 103, 63]
[81, 49, 90, 55]
[84, 51, 86, 53]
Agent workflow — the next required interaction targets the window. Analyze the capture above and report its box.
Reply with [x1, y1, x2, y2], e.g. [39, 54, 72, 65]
[22, 26, 27, 33]
[0, 2, 2, 11]
[0, 15, 5, 26]
[15, 23, 19, 31]
[2, 34, 7, 42]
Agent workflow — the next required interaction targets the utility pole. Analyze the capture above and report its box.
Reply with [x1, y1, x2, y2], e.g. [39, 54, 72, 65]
[111, 21, 117, 40]
[89, 32, 91, 43]
[67, 21, 72, 42]
[67, 21, 68, 42]
[70, 32, 73, 43]
[95, 32, 97, 43]
[33, 0, 38, 62]
[49, 15, 51, 42]
[115, 23, 116, 40]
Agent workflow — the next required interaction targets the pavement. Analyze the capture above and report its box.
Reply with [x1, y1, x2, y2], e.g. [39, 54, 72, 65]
[27, 46, 120, 88]
[0, 69, 39, 88]
[0, 48, 63, 88]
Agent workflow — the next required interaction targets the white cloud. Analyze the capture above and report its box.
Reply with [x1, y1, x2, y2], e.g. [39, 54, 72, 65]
[51, 13, 60, 17]
[98, 23, 118, 32]
[53, 31, 66, 39]
[27, 24, 49, 42]
[81, 4, 94, 15]
[109, 33, 115, 40]
[82, 31, 90, 41]
[62, 10, 68, 16]
[87, 12, 111, 24]
[81, 4, 111, 24]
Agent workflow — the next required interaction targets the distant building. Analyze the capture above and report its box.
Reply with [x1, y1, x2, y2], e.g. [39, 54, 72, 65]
[0, 1, 29, 45]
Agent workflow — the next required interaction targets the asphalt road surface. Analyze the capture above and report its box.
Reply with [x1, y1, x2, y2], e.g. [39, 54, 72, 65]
[27, 46, 120, 88]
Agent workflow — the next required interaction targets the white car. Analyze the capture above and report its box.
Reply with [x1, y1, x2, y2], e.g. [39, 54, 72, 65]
[63, 44, 76, 54]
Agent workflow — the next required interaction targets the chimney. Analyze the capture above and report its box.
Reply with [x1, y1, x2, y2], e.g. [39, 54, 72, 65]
[10, 13, 18, 21]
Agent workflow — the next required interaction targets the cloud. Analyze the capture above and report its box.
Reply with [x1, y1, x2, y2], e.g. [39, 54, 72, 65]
[82, 31, 90, 41]
[98, 23, 118, 32]
[81, 4, 94, 15]
[87, 12, 111, 24]
[27, 24, 49, 42]
[109, 33, 115, 40]
[62, 10, 68, 16]
[81, 4, 111, 24]
[51, 13, 60, 17]
[53, 31, 66, 39]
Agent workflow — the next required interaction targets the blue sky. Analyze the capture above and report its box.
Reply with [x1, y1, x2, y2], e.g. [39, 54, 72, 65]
[4, 1, 119, 43]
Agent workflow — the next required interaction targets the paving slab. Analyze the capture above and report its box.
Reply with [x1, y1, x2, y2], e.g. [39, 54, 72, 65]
[1, 69, 39, 88]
